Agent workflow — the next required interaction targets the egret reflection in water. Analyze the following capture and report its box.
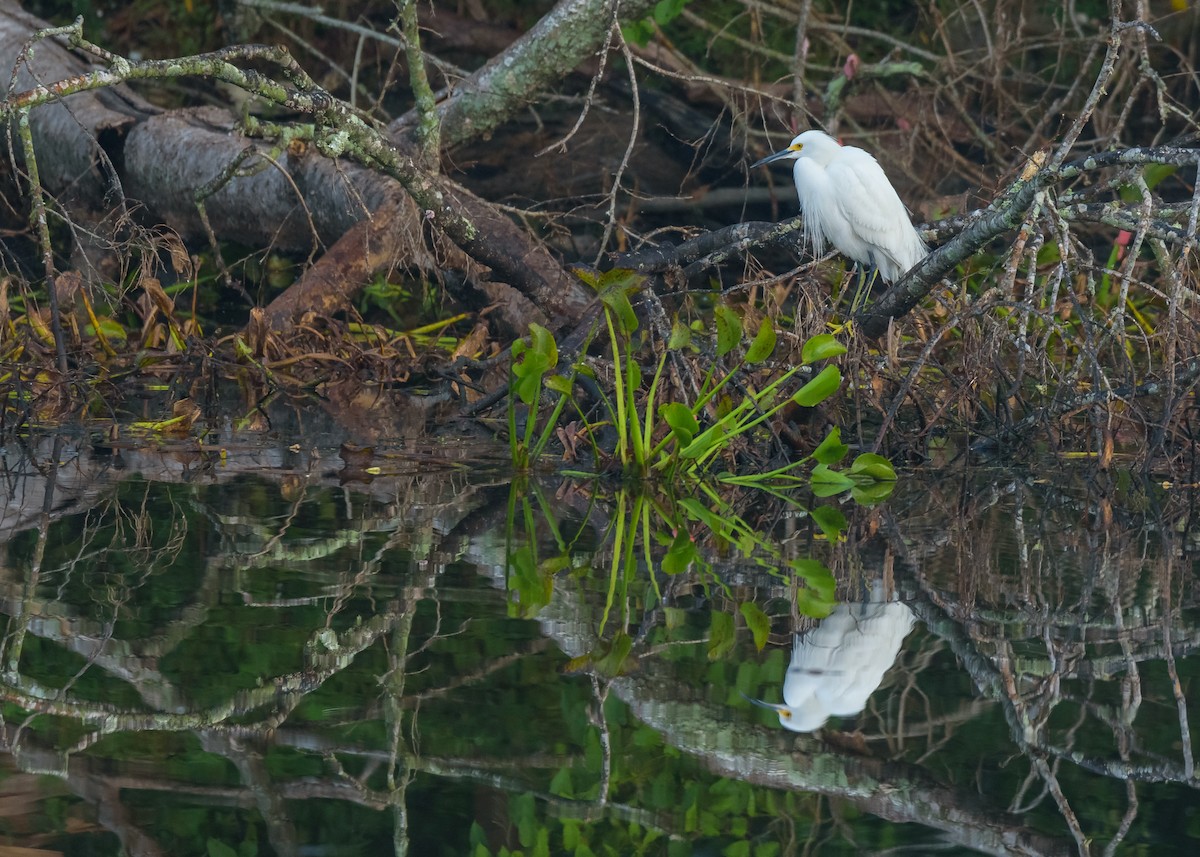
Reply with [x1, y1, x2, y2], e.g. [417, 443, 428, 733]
[749, 585, 916, 732]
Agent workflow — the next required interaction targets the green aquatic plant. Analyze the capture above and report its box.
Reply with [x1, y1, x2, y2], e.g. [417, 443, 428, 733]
[507, 268, 897, 504]
[504, 268, 897, 665]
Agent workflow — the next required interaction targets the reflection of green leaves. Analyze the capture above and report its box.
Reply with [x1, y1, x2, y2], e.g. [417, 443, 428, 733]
[662, 530, 697, 574]
[677, 496, 731, 542]
[791, 558, 836, 618]
[508, 545, 565, 618]
[792, 559, 836, 599]
[591, 631, 634, 678]
[847, 453, 898, 505]
[796, 587, 835, 619]
[809, 505, 848, 540]
[708, 610, 736, 660]
[207, 840, 237, 857]
[549, 766, 574, 798]
[740, 602, 771, 651]
[809, 463, 855, 497]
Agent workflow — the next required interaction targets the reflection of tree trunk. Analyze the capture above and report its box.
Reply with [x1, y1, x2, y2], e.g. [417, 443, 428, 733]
[199, 731, 298, 857]
[385, 619, 413, 857]
[0, 435, 61, 679]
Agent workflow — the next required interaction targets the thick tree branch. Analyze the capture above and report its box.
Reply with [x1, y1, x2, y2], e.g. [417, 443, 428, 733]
[855, 146, 1200, 338]
[393, 0, 658, 151]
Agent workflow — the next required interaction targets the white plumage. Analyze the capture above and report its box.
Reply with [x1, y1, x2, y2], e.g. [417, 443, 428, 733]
[748, 589, 916, 732]
[753, 130, 927, 283]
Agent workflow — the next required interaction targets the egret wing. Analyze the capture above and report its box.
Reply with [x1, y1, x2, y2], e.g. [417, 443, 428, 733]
[824, 152, 910, 246]
[825, 150, 925, 279]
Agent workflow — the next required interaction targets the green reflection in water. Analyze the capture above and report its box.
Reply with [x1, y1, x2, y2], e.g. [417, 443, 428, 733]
[0, 444, 1194, 856]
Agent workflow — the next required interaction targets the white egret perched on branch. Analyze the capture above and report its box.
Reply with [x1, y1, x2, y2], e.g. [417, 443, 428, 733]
[752, 130, 927, 285]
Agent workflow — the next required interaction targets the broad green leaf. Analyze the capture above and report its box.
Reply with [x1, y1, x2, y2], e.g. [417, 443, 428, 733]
[739, 602, 770, 651]
[544, 374, 573, 395]
[622, 18, 655, 46]
[529, 323, 557, 365]
[707, 610, 735, 660]
[662, 530, 697, 574]
[597, 267, 643, 290]
[809, 504, 848, 539]
[744, 317, 777, 363]
[796, 587, 835, 619]
[714, 304, 742, 357]
[662, 402, 699, 445]
[87, 317, 128, 342]
[513, 792, 537, 848]
[809, 463, 855, 497]
[793, 364, 842, 406]
[811, 426, 849, 465]
[562, 821, 580, 849]
[796, 554, 835, 588]
[470, 822, 488, 848]
[668, 318, 692, 350]
[790, 558, 836, 600]
[677, 497, 732, 541]
[848, 452, 897, 482]
[851, 481, 896, 505]
[569, 264, 600, 289]
[592, 632, 634, 678]
[510, 353, 549, 405]
[724, 839, 751, 857]
[549, 767, 574, 797]
[679, 422, 727, 459]
[601, 286, 639, 335]
[653, 0, 689, 26]
[801, 333, 847, 364]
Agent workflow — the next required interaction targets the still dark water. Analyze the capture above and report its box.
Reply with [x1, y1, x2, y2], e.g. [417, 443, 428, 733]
[0, 431, 1197, 856]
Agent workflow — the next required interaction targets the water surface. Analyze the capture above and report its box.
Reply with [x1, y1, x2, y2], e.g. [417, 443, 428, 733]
[0, 431, 1195, 856]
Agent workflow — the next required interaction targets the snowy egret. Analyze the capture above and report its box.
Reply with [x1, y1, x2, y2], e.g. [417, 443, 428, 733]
[752, 130, 927, 283]
[747, 590, 915, 732]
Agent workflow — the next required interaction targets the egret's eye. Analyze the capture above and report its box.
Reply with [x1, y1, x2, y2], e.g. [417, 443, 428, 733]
[781, 710, 792, 719]
[789, 144, 802, 152]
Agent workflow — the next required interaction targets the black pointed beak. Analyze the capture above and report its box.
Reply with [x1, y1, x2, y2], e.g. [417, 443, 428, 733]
[751, 149, 795, 169]
[740, 691, 783, 711]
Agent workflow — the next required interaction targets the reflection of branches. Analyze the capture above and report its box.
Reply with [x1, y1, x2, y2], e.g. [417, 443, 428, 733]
[615, 664, 1071, 856]
[402, 638, 551, 707]
[872, 464, 1200, 854]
